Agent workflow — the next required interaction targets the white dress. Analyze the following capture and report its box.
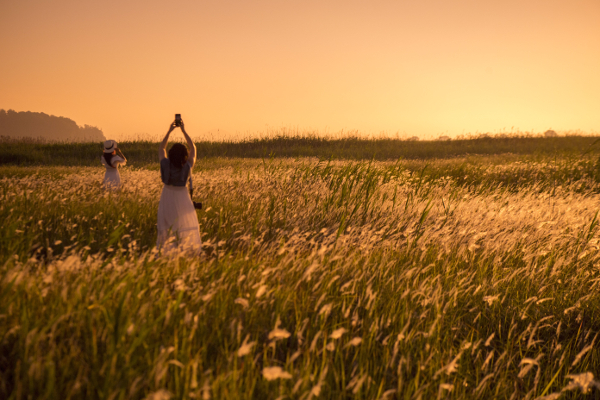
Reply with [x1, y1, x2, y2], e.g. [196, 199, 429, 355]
[156, 161, 202, 252]
[101, 155, 126, 188]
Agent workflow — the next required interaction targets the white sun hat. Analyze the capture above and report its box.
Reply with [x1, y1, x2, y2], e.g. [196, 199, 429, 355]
[103, 140, 117, 153]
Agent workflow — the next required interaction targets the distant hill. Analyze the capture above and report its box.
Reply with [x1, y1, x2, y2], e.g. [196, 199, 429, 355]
[0, 109, 105, 142]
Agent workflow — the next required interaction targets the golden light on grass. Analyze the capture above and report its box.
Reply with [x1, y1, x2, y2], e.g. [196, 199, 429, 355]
[3, 152, 600, 397]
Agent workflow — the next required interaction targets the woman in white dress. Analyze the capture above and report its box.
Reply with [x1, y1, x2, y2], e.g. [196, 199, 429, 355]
[101, 140, 127, 189]
[156, 119, 202, 252]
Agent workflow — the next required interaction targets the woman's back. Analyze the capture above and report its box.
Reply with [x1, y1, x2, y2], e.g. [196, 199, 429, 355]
[101, 154, 126, 169]
[160, 158, 190, 187]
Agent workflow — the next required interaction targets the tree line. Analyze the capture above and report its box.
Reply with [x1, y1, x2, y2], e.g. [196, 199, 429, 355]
[0, 109, 105, 142]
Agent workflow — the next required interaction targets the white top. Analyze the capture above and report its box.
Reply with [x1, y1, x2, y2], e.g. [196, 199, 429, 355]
[101, 155, 126, 169]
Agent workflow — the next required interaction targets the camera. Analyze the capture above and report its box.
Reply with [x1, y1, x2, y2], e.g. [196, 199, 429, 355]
[175, 114, 181, 126]
[189, 188, 201, 210]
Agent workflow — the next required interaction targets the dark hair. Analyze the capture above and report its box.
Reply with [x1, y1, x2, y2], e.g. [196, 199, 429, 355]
[103, 152, 114, 167]
[168, 143, 189, 168]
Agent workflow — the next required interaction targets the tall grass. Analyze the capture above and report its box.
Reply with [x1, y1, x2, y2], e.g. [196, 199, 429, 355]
[2, 156, 600, 398]
[2, 133, 600, 167]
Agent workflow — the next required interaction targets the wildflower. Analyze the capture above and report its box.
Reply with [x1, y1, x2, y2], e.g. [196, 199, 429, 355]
[237, 335, 256, 357]
[330, 328, 347, 340]
[435, 351, 462, 377]
[173, 279, 187, 292]
[518, 358, 540, 378]
[572, 343, 594, 366]
[256, 285, 267, 298]
[536, 393, 561, 400]
[345, 337, 362, 347]
[268, 328, 291, 340]
[475, 373, 494, 394]
[145, 389, 172, 400]
[310, 384, 322, 396]
[292, 378, 303, 394]
[439, 383, 454, 393]
[563, 372, 600, 394]
[318, 303, 332, 316]
[380, 389, 397, 399]
[262, 366, 292, 380]
[483, 295, 499, 306]
[309, 331, 322, 352]
[234, 298, 249, 308]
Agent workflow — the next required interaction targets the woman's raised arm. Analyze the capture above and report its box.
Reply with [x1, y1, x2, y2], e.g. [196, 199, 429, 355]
[159, 122, 176, 161]
[180, 121, 196, 168]
[116, 148, 127, 163]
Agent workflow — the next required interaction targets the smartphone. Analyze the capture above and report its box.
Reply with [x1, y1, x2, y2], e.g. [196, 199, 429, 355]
[175, 114, 181, 126]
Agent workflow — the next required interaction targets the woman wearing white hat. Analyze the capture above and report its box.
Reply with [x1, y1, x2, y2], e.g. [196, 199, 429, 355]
[156, 118, 202, 252]
[101, 140, 127, 189]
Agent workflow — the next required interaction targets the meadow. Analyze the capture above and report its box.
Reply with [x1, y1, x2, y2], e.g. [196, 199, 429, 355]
[2, 136, 600, 399]
[1, 132, 599, 166]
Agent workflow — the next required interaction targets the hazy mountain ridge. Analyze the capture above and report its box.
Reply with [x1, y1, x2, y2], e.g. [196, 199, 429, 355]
[0, 109, 105, 142]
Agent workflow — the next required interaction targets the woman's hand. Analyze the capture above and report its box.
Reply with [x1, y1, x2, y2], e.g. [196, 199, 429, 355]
[168, 122, 177, 132]
[179, 120, 186, 132]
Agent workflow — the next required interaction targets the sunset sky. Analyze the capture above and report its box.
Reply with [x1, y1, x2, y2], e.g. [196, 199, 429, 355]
[1, 0, 599, 140]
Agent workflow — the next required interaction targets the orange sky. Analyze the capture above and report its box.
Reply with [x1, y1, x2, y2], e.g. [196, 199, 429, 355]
[1, 0, 599, 140]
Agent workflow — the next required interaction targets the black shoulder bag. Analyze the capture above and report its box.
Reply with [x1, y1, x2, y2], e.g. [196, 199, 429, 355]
[188, 174, 202, 210]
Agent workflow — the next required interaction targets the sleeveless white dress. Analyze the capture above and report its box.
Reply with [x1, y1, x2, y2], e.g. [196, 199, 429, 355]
[101, 155, 126, 189]
[156, 160, 202, 252]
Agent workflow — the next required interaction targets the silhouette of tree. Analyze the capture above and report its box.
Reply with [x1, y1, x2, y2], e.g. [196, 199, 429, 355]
[0, 109, 105, 142]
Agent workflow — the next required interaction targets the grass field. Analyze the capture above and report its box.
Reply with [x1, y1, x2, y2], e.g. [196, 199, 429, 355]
[1, 132, 600, 166]
[2, 137, 600, 399]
